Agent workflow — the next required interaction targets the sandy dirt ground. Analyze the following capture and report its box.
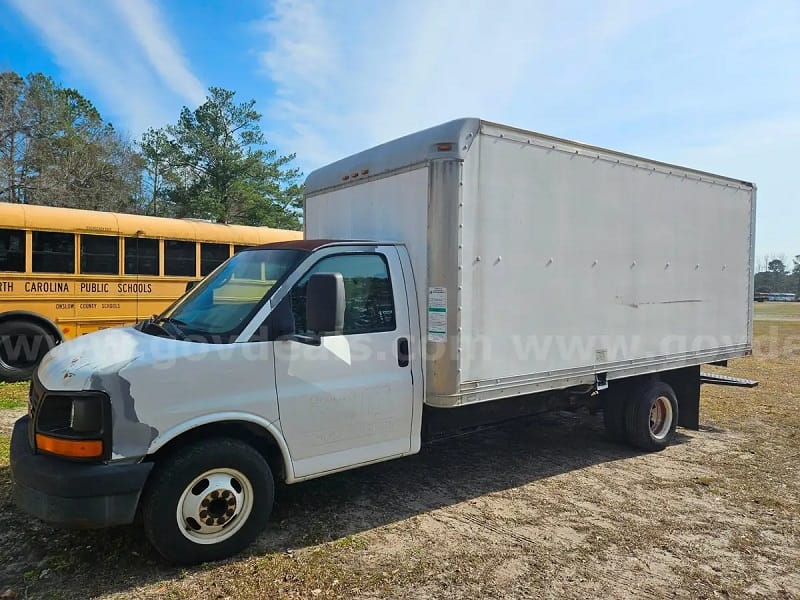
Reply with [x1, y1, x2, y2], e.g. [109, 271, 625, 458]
[0, 304, 798, 599]
[0, 407, 23, 436]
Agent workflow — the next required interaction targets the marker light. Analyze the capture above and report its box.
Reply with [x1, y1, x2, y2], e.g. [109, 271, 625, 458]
[36, 433, 103, 458]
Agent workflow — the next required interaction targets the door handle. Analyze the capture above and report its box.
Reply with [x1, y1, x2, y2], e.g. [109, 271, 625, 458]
[397, 337, 409, 367]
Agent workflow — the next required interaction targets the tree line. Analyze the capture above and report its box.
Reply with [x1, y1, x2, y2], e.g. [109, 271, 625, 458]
[755, 256, 800, 295]
[0, 71, 302, 229]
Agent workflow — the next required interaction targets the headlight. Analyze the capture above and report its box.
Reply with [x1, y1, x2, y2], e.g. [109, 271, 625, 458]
[71, 396, 105, 432]
[34, 392, 110, 461]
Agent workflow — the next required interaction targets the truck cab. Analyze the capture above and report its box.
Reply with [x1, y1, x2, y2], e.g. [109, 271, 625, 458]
[12, 240, 423, 563]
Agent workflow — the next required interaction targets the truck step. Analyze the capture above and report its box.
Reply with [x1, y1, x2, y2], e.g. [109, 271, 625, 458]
[700, 372, 758, 388]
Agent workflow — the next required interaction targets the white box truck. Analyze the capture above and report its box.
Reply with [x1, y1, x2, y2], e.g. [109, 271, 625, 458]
[11, 119, 756, 564]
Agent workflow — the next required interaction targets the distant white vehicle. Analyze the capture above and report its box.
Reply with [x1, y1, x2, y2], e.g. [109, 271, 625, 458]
[765, 293, 796, 302]
[12, 118, 756, 564]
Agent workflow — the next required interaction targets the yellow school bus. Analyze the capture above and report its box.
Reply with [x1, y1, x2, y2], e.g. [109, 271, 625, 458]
[0, 203, 301, 382]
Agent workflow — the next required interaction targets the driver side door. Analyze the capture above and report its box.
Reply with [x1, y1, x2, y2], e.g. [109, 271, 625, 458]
[273, 248, 414, 479]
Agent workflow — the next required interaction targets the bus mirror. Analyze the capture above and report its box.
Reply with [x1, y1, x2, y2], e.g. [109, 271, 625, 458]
[185, 280, 198, 294]
[306, 273, 345, 334]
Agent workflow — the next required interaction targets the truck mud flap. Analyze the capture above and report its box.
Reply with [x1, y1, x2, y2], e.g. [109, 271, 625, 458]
[661, 366, 701, 431]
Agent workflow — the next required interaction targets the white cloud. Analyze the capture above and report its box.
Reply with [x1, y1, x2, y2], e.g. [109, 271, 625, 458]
[111, 0, 206, 107]
[257, 0, 674, 171]
[8, 0, 204, 134]
[257, 0, 800, 257]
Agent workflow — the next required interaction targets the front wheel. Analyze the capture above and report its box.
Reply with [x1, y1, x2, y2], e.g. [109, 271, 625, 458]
[142, 438, 274, 564]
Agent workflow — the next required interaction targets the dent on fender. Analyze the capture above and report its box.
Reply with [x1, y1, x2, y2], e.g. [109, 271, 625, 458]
[89, 367, 158, 458]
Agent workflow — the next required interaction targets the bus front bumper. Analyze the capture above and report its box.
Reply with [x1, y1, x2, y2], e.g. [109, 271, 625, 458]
[10, 417, 153, 528]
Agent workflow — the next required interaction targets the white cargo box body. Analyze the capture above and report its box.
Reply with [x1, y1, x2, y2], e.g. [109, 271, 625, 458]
[304, 119, 755, 407]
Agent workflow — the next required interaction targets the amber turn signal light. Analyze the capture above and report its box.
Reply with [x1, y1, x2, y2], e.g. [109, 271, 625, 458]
[36, 433, 103, 458]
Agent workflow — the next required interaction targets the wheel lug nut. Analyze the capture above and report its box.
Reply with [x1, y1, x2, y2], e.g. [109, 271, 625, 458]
[200, 510, 208, 518]
[205, 518, 214, 526]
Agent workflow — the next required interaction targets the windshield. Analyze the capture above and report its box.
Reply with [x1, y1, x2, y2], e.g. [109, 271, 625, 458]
[158, 248, 307, 338]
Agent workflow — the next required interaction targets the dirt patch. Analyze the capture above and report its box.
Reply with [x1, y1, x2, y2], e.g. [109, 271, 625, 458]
[0, 408, 26, 436]
[0, 304, 798, 598]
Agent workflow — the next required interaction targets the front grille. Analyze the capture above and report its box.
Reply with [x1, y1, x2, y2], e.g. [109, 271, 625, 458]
[28, 373, 46, 449]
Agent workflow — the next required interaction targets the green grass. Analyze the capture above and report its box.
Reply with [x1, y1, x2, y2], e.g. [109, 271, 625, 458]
[0, 433, 11, 507]
[753, 301, 800, 321]
[0, 432, 9, 463]
[0, 381, 28, 409]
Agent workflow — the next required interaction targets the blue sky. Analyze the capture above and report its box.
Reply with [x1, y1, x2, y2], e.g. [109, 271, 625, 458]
[1, 0, 798, 263]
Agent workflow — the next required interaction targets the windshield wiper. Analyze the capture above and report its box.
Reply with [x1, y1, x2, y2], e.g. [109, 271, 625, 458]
[156, 316, 189, 328]
[153, 316, 187, 340]
[138, 318, 177, 339]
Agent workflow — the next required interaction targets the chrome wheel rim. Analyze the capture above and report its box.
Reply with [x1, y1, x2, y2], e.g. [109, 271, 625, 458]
[649, 396, 673, 440]
[176, 467, 254, 544]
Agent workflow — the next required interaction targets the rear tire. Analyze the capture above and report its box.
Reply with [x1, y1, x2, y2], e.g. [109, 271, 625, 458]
[0, 320, 56, 382]
[142, 438, 274, 564]
[624, 381, 678, 452]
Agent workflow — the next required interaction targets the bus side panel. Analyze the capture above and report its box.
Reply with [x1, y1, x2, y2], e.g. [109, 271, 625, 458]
[73, 276, 189, 336]
[0, 273, 76, 339]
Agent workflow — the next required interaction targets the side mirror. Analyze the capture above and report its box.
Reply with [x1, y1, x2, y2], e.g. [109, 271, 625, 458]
[185, 280, 198, 293]
[306, 273, 345, 334]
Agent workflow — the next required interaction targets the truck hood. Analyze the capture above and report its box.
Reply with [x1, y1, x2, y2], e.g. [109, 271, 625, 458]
[37, 327, 151, 391]
[37, 326, 226, 392]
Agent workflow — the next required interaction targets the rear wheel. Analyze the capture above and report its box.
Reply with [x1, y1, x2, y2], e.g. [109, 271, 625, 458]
[0, 320, 56, 382]
[142, 438, 274, 564]
[624, 381, 678, 451]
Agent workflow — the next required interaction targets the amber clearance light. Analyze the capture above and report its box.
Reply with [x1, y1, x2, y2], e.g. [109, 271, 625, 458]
[36, 433, 103, 458]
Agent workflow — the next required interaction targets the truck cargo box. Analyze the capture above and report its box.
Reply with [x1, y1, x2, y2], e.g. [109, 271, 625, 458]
[305, 119, 755, 407]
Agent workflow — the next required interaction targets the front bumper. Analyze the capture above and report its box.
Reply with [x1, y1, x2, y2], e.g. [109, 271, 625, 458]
[10, 417, 154, 528]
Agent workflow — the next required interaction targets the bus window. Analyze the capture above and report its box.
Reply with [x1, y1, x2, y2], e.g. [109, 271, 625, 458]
[201, 243, 230, 276]
[233, 245, 252, 254]
[81, 234, 119, 275]
[32, 231, 75, 274]
[165, 240, 196, 277]
[124, 237, 159, 275]
[0, 229, 25, 272]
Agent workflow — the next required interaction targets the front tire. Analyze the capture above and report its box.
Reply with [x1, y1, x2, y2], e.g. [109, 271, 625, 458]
[624, 381, 678, 452]
[142, 438, 274, 564]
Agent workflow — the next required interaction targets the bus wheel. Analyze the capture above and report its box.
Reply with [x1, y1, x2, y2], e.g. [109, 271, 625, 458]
[0, 320, 56, 382]
[142, 438, 274, 565]
[624, 381, 678, 452]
